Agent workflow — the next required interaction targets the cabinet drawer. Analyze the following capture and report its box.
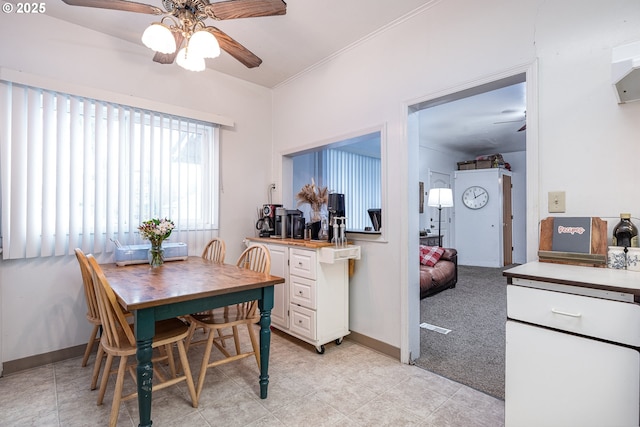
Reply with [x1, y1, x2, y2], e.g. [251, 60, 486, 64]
[290, 248, 316, 280]
[290, 276, 316, 309]
[508, 285, 640, 346]
[290, 304, 316, 340]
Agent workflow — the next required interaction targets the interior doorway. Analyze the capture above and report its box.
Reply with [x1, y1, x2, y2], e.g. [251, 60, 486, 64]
[407, 67, 537, 399]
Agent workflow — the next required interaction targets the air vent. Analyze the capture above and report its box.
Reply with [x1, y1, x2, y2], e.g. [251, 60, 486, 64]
[612, 40, 640, 104]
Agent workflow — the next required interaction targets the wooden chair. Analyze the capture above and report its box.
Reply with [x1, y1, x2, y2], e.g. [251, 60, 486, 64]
[86, 255, 198, 427]
[201, 237, 226, 263]
[75, 248, 133, 390]
[75, 248, 104, 368]
[190, 238, 227, 337]
[185, 244, 271, 400]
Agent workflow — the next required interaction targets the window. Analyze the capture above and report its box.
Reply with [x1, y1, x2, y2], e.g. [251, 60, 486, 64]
[291, 131, 381, 231]
[0, 80, 219, 259]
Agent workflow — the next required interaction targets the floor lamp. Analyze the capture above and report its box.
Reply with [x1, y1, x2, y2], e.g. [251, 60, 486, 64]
[427, 188, 454, 247]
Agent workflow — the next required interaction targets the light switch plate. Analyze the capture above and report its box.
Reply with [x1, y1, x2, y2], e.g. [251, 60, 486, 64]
[548, 191, 566, 213]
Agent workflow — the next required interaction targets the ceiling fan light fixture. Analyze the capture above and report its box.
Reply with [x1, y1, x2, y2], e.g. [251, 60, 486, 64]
[176, 47, 206, 72]
[189, 30, 220, 59]
[141, 22, 176, 54]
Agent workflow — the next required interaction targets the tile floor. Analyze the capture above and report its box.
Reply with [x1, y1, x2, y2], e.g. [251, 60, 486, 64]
[0, 327, 504, 426]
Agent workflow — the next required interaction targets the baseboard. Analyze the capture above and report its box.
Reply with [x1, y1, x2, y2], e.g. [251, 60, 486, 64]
[2, 344, 86, 376]
[347, 331, 400, 360]
[2, 331, 401, 376]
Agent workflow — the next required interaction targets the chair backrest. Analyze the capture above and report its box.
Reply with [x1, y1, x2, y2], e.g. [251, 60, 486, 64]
[236, 244, 271, 274]
[87, 255, 136, 349]
[202, 237, 226, 263]
[75, 248, 100, 322]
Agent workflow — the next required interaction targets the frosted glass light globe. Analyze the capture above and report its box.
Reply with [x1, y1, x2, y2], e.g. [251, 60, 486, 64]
[141, 23, 176, 54]
[189, 30, 221, 59]
[176, 47, 206, 72]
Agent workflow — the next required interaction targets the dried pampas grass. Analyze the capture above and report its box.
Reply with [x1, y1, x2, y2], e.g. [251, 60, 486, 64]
[296, 178, 328, 217]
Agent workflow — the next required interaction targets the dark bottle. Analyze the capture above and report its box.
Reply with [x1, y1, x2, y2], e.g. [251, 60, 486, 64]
[613, 213, 638, 248]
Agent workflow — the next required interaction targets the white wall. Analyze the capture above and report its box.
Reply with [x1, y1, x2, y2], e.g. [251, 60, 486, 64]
[0, 14, 273, 364]
[418, 145, 467, 234]
[273, 0, 640, 361]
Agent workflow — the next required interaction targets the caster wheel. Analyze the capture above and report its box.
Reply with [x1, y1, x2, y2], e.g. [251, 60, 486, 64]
[315, 345, 325, 354]
[335, 337, 343, 345]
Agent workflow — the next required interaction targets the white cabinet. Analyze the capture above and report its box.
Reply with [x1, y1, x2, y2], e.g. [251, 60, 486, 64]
[266, 244, 288, 328]
[504, 262, 640, 427]
[251, 240, 358, 353]
[506, 321, 639, 427]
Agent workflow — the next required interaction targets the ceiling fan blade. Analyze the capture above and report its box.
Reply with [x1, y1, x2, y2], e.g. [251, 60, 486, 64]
[152, 32, 185, 64]
[204, 0, 286, 20]
[61, 0, 163, 15]
[206, 27, 262, 68]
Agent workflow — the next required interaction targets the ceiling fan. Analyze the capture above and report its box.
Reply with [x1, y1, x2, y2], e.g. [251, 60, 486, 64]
[494, 110, 526, 132]
[61, 0, 287, 70]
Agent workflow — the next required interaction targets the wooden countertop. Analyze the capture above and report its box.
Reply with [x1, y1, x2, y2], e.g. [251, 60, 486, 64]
[246, 236, 335, 249]
[504, 261, 640, 297]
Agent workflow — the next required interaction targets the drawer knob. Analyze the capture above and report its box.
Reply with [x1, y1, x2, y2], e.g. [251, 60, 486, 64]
[551, 308, 582, 318]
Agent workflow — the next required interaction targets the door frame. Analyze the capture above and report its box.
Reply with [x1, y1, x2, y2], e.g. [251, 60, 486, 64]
[402, 60, 539, 363]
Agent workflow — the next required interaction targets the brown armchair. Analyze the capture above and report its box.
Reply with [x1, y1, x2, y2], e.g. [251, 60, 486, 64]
[419, 247, 457, 298]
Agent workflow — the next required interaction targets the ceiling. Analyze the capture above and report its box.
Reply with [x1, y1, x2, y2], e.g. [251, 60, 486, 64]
[415, 75, 527, 155]
[45, 0, 434, 89]
[45, 0, 527, 154]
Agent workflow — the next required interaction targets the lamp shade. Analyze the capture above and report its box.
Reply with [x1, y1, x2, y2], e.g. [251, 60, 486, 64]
[189, 30, 221, 59]
[141, 23, 176, 54]
[176, 47, 206, 72]
[427, 188, 454, 208]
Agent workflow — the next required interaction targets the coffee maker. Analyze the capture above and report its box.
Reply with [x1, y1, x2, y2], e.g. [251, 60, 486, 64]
[327, 193, 345, 242]
[256, 204, 281, 237]
[287, 209, 305, 239]
[275, 207, 287, 238]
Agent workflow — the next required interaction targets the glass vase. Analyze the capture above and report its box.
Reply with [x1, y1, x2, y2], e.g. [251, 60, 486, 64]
[148, 241, 164, 267]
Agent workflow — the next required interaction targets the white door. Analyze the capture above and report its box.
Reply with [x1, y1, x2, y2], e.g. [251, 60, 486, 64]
[428, 170, 452, 247]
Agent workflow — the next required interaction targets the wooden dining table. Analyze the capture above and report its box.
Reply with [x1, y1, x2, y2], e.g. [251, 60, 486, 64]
[100, 256, 284, 427]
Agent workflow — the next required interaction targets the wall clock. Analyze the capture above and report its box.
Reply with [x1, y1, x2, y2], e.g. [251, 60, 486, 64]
[462, 186, 489, 209]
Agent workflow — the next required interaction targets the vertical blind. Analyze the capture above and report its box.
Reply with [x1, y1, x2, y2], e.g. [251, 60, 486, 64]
[323, 148, 381, 230]
[0, 80, 219, 260]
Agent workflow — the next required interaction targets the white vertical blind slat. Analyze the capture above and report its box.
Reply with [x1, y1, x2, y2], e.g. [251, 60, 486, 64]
[54, 94, 69, 256]
[117, 106, 127, 246]
[9, 85, 27, 259]
[94, 101, 107, 253]
[128, 107, 137, 246]
[41, 91, 56, 257]
[81, 99, 92, 252]
[105, 103, 117, 252]
[0, 81, 10, 254]
[26, 88, 42, 258]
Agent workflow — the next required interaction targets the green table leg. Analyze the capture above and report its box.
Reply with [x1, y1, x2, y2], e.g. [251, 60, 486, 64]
[258, 286, 274, 399]
[134, 308, 155, 427]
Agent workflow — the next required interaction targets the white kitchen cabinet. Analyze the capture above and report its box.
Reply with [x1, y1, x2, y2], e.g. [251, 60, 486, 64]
[504, 262, 640, 427]
[266, 243, 288, 328]
[248, 238, 359, 353]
